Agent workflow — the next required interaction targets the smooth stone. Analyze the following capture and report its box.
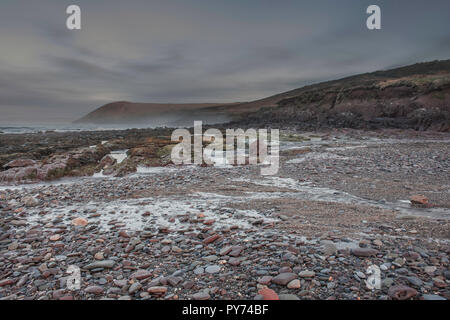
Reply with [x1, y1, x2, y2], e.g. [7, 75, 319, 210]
[258, 288, 279, 300]
[424, 266, 437, 274]
[203, 255, 218, 262]
[219, 246, 232, 256]
[192, 292, 211, 300]
[147, 286, 167, 295]
[205, 265, 221, 274]
[351, 248, 378, 257]
[128, 282, 142, 294]
[94, 252, 104, 260]
[393, 257, 405, 267]
[382, 278, 394, 288]
[85, 286, 104, 294]
[373, 239, 383, 247]
[272, 273, 297, 285]
[131, 270, 152, 280]
[407, 276, 423, 287]
[388, 285, 417, 300]
[194, 267, 205, 275]
[84, 260, 115, 270]
[299, 271, 315, 278]
[257, 276, 272, 285]
[287, 279, 301, 289]
[321, 242, 337, 256]
[113, 280, 127, 287]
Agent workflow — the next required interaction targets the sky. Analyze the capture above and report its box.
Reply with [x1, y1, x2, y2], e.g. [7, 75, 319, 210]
[1, 0, 450, 124]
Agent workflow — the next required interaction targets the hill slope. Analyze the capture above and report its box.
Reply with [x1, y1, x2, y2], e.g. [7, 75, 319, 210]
[74, 102, 239, 124]
[234, 59, 450, 131]
[75, 60, 450, 131]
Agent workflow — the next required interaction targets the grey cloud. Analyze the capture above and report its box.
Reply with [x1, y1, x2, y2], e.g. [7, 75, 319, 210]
[0, 0, 449, 123]
[51, 57, 123, 79]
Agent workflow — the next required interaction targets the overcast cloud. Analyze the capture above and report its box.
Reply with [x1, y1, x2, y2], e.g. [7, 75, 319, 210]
[1, 0, 449, 123]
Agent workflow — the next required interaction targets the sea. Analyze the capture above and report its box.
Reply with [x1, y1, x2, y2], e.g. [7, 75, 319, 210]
[0, 114, 231, 134]
[0, 123, 160, 134]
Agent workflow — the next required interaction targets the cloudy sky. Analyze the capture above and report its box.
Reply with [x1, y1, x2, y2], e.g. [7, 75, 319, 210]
[1, 0, 449, 123]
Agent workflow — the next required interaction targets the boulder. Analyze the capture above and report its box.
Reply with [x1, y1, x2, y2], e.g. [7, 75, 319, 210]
[3, 159, 36, 168]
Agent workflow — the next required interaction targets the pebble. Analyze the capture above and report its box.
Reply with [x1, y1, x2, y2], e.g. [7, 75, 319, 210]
[424, 266, 437, 274]
[388, 285, 417, 300]
[194, 267, 205, 275]
[393, 257, 406, 267]
[72, 217, 88, 226]
[205, 265, 221, 274]
[406, 276, 423, 287]
[372, 239, 383, 247]
[258, 288, 279, 300]
[287, 279, 301, 289]
[272, 273, 297, 285]
[203, 255, 218, 262]
[219, 246, 232, 255]
[85, 286, 104, 295]
[0, 279, 15, 287]
[94, 252, 104, 260]
[192, 292, 211, 300]
[84, 260, 116, 270]
[257, 276, 272, 285]
[114, 280, 127, 287]
[299, 271, 315, 278]
[128, 282, 142, 294]
[147, 286, 168, 295]
[131, 270, 152, 280]
[203, 234, 220, 245]
[49, 234, 61, 241]
[351, 248, 378, 257]
[321, 242, 337, 256]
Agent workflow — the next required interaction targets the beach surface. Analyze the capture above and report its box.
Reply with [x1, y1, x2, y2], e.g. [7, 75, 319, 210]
[0, 128, 449, 300]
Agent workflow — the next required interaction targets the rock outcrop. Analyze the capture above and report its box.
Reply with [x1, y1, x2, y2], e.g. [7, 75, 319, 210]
[236, 60, 450, 132]
[0, 147, 109, 183]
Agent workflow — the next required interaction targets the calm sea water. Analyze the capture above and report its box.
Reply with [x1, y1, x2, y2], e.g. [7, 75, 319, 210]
[0, 116, 231, 134]
[0, 123, 159, 134]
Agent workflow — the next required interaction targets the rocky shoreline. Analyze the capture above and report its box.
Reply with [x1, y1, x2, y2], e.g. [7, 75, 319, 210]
[0, 128, 449, 300]
[0, 128, 177, 184]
